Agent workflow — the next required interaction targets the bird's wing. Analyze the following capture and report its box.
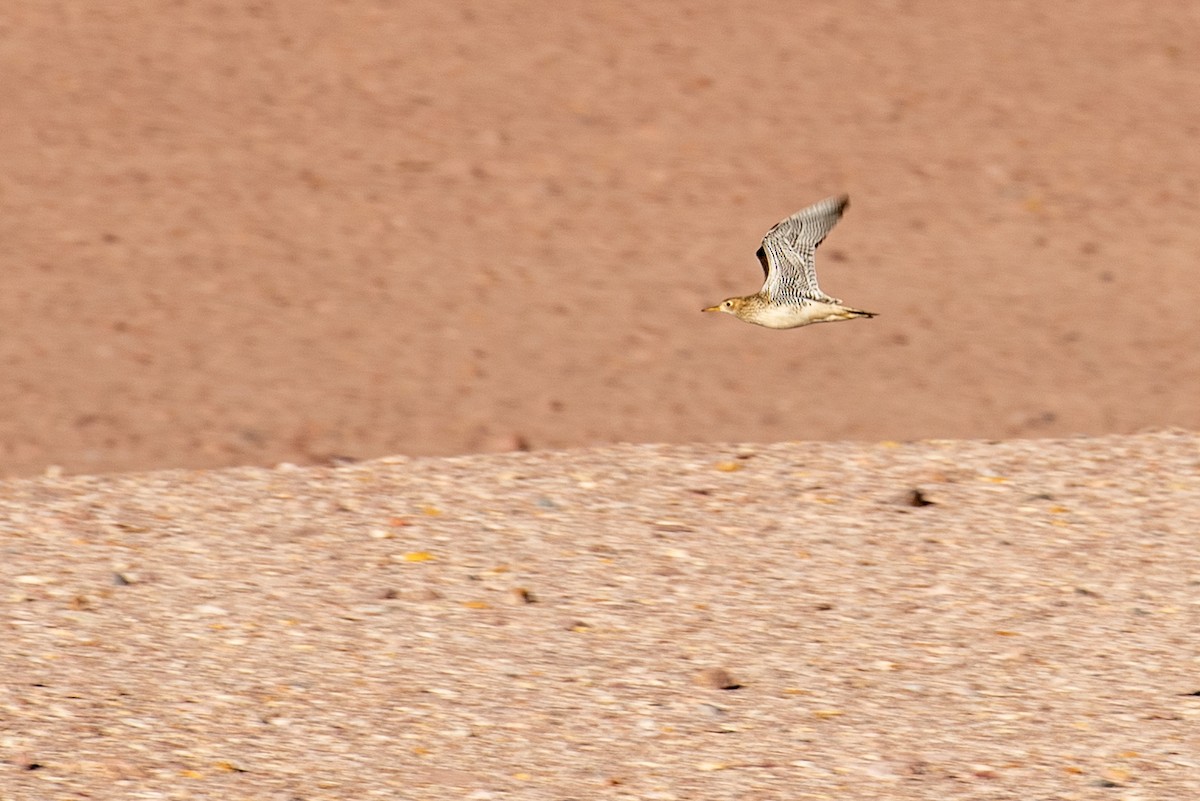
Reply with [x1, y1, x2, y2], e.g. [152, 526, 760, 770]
[757, 194, 848, 303]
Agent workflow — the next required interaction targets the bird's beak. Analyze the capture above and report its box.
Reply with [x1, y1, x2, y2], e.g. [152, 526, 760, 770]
[701, 305, 720, 313]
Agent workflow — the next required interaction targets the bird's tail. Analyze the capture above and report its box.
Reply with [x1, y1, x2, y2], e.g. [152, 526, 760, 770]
[839, 306, 876, 320]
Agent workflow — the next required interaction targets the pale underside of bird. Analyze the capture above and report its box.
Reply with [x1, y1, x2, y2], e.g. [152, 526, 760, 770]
[703, 195, 876, 329]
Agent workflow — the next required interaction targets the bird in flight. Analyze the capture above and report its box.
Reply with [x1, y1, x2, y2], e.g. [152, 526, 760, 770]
[703, 195, 875, 329]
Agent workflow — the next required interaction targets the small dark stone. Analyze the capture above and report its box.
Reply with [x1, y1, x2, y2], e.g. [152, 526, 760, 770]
[904, 489, 934, 507]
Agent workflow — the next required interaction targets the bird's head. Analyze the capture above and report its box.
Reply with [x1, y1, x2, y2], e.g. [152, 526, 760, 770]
[702, 296, 748, 316]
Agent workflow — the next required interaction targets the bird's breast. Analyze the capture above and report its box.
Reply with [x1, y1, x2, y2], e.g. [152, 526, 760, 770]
[748, 302, 829, 329]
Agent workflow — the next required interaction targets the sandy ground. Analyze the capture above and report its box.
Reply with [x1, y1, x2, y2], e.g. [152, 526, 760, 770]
[1, 2, 1199, 477]
[3, 431, 1200, 799]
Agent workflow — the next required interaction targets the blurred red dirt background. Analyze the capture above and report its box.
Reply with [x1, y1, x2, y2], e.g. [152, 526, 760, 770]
[1, 1, 1198, 477]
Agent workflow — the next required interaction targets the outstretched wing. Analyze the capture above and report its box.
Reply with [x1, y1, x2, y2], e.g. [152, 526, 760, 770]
[757, 194, 849, 303]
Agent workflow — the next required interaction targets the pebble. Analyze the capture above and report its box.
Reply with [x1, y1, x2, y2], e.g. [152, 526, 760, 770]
[694, 667, 741, 690]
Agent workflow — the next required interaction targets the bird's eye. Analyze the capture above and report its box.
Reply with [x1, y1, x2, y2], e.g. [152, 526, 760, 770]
[724, 301, 732, 308]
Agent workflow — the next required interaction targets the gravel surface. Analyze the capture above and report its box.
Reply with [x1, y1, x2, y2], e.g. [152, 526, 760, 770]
[4, 432, 1200, 799]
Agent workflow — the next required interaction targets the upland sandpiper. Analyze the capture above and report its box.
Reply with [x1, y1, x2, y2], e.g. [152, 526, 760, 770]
[703, 195, 875, 328]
